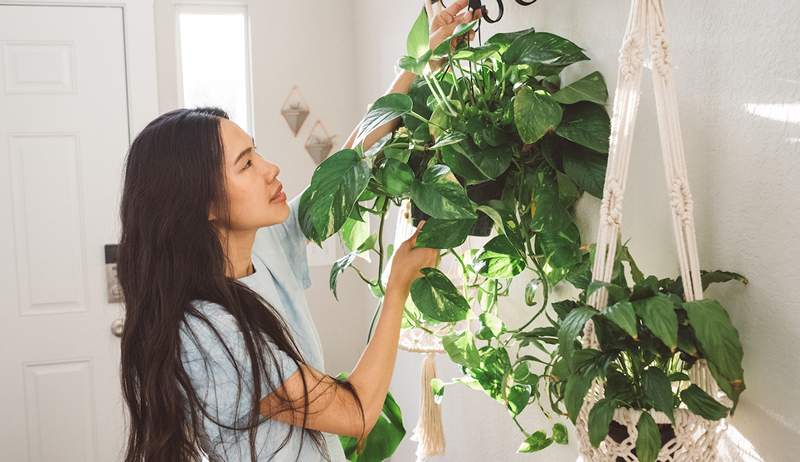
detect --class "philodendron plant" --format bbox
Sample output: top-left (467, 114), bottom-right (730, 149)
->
top-left (298, 7), bottom-right (616, 460)
top-left (515, 241), bottom-right (747, 461)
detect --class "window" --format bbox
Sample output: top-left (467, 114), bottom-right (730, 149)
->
top-left (176, 5), bottom-right (253, 133)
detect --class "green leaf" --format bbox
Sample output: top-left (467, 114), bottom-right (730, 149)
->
top-left (642, 367), bottom-right (675, 423)
top-left (503, 31), bottom-right (589, 70)
top-left (329, 252), bottom-right (357, 301)
top-left (431, 130), bottom-right (467, 149)
top-left (410, 164), bottom-right (476, 219)
top-left (431, 378), bottom-right (445, 404)
top-left (480, 311), bottom-right (504, 337)
top-left (531, 166), bottom-right (582, 269)
top-left (355, 94), bottom-right (413, 147)
top-left (338, 383), bottom-right (406, 461)
top-left (524, 278), bottom-right (540, 306)
top-left (558, 306), bottom-right (597, 359)
top-left (415, 217), bottom-right (475, 249)
top-left (451, 140), bottom-right (515, 180)
top-left (586, 280), bottom-right (629, 305)
top-left (517, 431), bottom-right (553, 453)
top-left (635, 412), bottom-right (661, 462)
top-left (379, 159), bottom-right (414, 196)
top-left (683, 299), bottom-right (745, 405)
top-left (565, 373), bottom-right (592, 423)
top-left (474, 235), bottom-right (526, 279)
top-left (340, 217), bottom-right (370, 253)
top-left (588, 398), bottom-right (617, 447)
top-left (552, 71), bottom-right (608, 105)
top-left (406, 7), bottom-right (429, 59)
top-left (561, 144), bottom-right (608, 199)
top-left (486, 26), bottom-right (536, 51)
top-left (452, 43), bottom-right (502, 61)
top-left (555, 102), bottom-right (611, 153)
top-left (604, 301), bottom-right (638, 339)
top-left (552, 422), bottom-right (568, 444)
top-left (410, 268), bottom-right (470, 322)
top-left (634, 294), bottom-right (679, 350)
top-left (680, 384), bottom-right (730, 420)
top-left (514, 87), bottom-right (563, 144)
top-left (507, 384), bottom-right (531, 415)
top-left (299, 149), bottom-right (371, 243)
top-left (442, 330), bottom-right (481, 369)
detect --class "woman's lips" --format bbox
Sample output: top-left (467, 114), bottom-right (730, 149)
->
top-left (270, 184), bottom-right (286, 203)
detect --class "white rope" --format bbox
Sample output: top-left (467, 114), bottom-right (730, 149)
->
top-left (576, 1), bottom-right (727, 460)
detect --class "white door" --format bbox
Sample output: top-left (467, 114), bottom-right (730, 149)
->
top-left (0, 4), bottom-right (130, 461)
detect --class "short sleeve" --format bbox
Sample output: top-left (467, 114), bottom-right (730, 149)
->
top-left (179, 302), bottom-right (301, 427)
top-left (253, 191), bottom-right (313, 289)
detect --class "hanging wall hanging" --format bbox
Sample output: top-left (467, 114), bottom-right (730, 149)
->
top-left (304, 120), bottom-right (335, 165)
top-left (280, 85), bottom-right (310, 136)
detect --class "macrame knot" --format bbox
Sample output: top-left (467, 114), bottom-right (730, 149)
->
top-left (600, 179), bottom-right (624, 226)
top-left (581, 319), bottom-right (600, 350)
top-left (618, 35), bottom-right (643, 81)
top-left (669, 178), bottom-right (694, 225)
top-left (652, 30), bottom-right (672, 77)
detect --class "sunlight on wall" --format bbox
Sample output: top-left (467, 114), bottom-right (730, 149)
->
top-left (743, 103), bottom-right (800, 124)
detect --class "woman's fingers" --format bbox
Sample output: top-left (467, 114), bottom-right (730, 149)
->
top-left (443, 0), bottom-right (470, 16)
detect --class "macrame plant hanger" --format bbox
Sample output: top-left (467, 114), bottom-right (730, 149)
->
top-left (576, 0), bottom-right (729, 460)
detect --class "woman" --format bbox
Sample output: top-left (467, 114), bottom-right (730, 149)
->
top-left (118, 2), bottom-right (480, 461)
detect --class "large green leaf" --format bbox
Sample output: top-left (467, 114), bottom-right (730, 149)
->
top-left (642, 367), bottom-right (675, 423)
top-left (558, 306), bottom-right (598, 360)
top-left (452, 43), bottom-right (502, 62)
top-left (503, 31), bottom-right (590, 69)
top-left (410, 164), bottom-right (476, 219)
top-left (410, 268), bottom-right (470, 322)
top-left (507, 384), bottom-right (532, 415)
top-left (442, 330), bottom-right (481, 369)
top-left (561, 143), bottom-right (608, 199)
top-left (355, 94), bottom-right (413, 147)
top-left (683, 299), bottom-right (745, 404)
top-left (430, 130), bottom-right (467, 149)
top-left (514, 87), bottom-right (563, 144)
top-left (406, 7), bottom-right (429, 59)
top-left (635, 412), bottom-right (661, 462)
top-left (552, 71), bottom-right (608, 105)
top-left (487, 26), bottom-right (536, 52)
top-left (555, 102), bottom-right (611, 153)
top-left (452, 140), bottom-right (515, 180)
top-left (634, 294), bottom-right (678, 350)
top-left (680, 384), bottom-right (730, 420)
top-left (588, 398), bottom-right (617, 447)
top-left (379, 159), bottom-right (414, 196)
top-left (416, 217), bottom-right (475, 248)
top-left (440, 144), bottom-right (491, 184)
top-left (603, 301), bottom-right (638, 339)
top-left (299, 149), bottom-right (371, 244)
top-left (552, 423), bottom-right (568, 444)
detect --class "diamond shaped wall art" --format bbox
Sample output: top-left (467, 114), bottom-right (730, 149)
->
top-left (280, 85), bottom-right (310, 136)
top-left (305, 120), bottom-right (335, 165)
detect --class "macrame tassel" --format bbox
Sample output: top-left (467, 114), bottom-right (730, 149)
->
top-left (410, 352), bottom-right (445, 462)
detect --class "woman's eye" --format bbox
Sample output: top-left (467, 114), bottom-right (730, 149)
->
top-left (244, 159), bottom-right (253, 169)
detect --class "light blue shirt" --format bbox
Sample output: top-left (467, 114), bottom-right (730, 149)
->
top-left (179, 194), bottom-right (347, 462)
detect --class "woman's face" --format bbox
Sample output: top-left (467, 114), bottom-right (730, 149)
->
top-left (210, 118), bottom-right (290, 231)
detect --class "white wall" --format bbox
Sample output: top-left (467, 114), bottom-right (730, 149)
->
top-left (353, 1), bottom-right (800, 461)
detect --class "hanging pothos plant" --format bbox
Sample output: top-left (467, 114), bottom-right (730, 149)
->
top-left (298, 7), bottom-right (621, 460)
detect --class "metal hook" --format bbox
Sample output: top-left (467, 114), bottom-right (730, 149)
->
top-left (466, 0), bottom-right (540, 24)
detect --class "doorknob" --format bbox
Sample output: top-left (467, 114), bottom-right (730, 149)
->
top-left (111, 318), bottom-right (124, 337)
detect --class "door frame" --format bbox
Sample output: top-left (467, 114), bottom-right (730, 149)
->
top-left (0, 0), bottom-right (159, 142)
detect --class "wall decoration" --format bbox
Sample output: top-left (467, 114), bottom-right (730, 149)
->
top-left (304, 120), bottom-right (335, 165)
top-left (280, 85), bottom-right (310, 136)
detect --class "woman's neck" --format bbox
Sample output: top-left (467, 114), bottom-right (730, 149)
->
top-left (218, 229), bottom-right (257, 279)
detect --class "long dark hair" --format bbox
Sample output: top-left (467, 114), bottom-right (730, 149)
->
top-left (118, 107), bottom-right (365, 461)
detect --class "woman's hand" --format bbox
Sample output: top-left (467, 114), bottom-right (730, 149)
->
top-left (387, 221), bottom-right (440, 292)
top-left (429, 0), bottom-right (482, 55)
